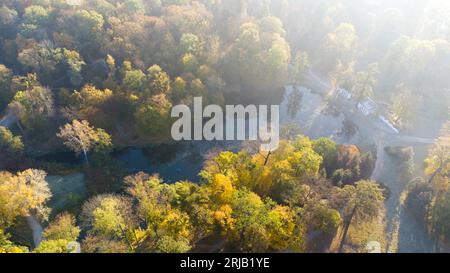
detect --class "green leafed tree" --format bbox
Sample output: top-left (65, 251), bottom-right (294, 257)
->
top-left (134, 94), bottom-right (172, 138)
top-left (318, 23), bottom-right (357, 74)
top-left (0, 229), bottom-right (28, 253)
top-left (9, 85), bottom-right (54, 133)
top-left (0, 64), bottom-right (13, 109)
top-left (43, 213), bottom-right (80, 242)
top-left (351, 63), bottom-right (379, 102)
top-left (291, 51), bottom-right (310, 86)
top-left (146, 65), bottom-right (171, 95)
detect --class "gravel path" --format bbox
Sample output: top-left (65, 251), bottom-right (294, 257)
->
top-left (26, 216), bottom-right (43, 248)
top-left (373, 135), bottom-right (434, 253)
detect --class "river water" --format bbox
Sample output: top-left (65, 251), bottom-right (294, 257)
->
top-left (114, 141), bottom-right (242, 183)
top-left (106, 87), bottom-right (336, 182)
top-left (38, 86), bottom-right (340, 183)
top-left (29, 84), bottom-right (436, 252)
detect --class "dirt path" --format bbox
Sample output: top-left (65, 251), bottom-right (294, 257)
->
top-left (371, 133), bottom-right (385, 181)
top-left (0, 111), bottom-right (17, 128)
top-left (373, 137), bottom-right (434, 253)
top-left (26, 216), bottom-right (43, 248)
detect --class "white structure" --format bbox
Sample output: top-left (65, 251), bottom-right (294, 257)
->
top-left (337, 87), bottom-right (352, 100)
top-left (365, 241), bottom-right (382, 253)
top-left (357, 98), bottom-right (377, 116)
top-left (67, 241), bottom-right (81, 253)
top-left (379, 115), bottom-right (399, 134)
top-left (66, 0), bottom-right (82, 6)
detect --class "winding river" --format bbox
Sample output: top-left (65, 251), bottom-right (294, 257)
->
top-left (29, 83), bottom-right (434, 251)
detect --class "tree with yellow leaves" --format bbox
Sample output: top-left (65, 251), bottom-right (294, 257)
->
top-left (0, 229), bottom-right (28, 253)
top-left (229, 189), bottom-right (305, 253)
top-left (425, 121), bottom-right (450, 189)
top-left (43, 213), bottom-right (80, 242)
top-left (0, 126), bottom-right (24, 154)
top-left (71, 85), bottom-right (113, 108)
top-left (0, 169), bottom-right (51, 229)
top-left (123, 173), bottom-right (193, 253)
top-left (425, 121), bottom-right (450, 251)
top-left (336, 180), bottom-right (384, 253)
top-left (80, 194), bottom-right (136, 251)
top-left (209, 174), bottom-right (235, 204)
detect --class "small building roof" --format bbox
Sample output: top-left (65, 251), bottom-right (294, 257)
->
top-left (366, 241), bottom-right (382, 253)
top-left (379, 115), bottom-right (399, 134)
top-left (337, 87), bottom-right (352, 99)
top-left (360, 98), bottom-right (377, 111)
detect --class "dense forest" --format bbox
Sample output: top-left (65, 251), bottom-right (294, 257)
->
top-left (0, 0), bottom-right (449, 253)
